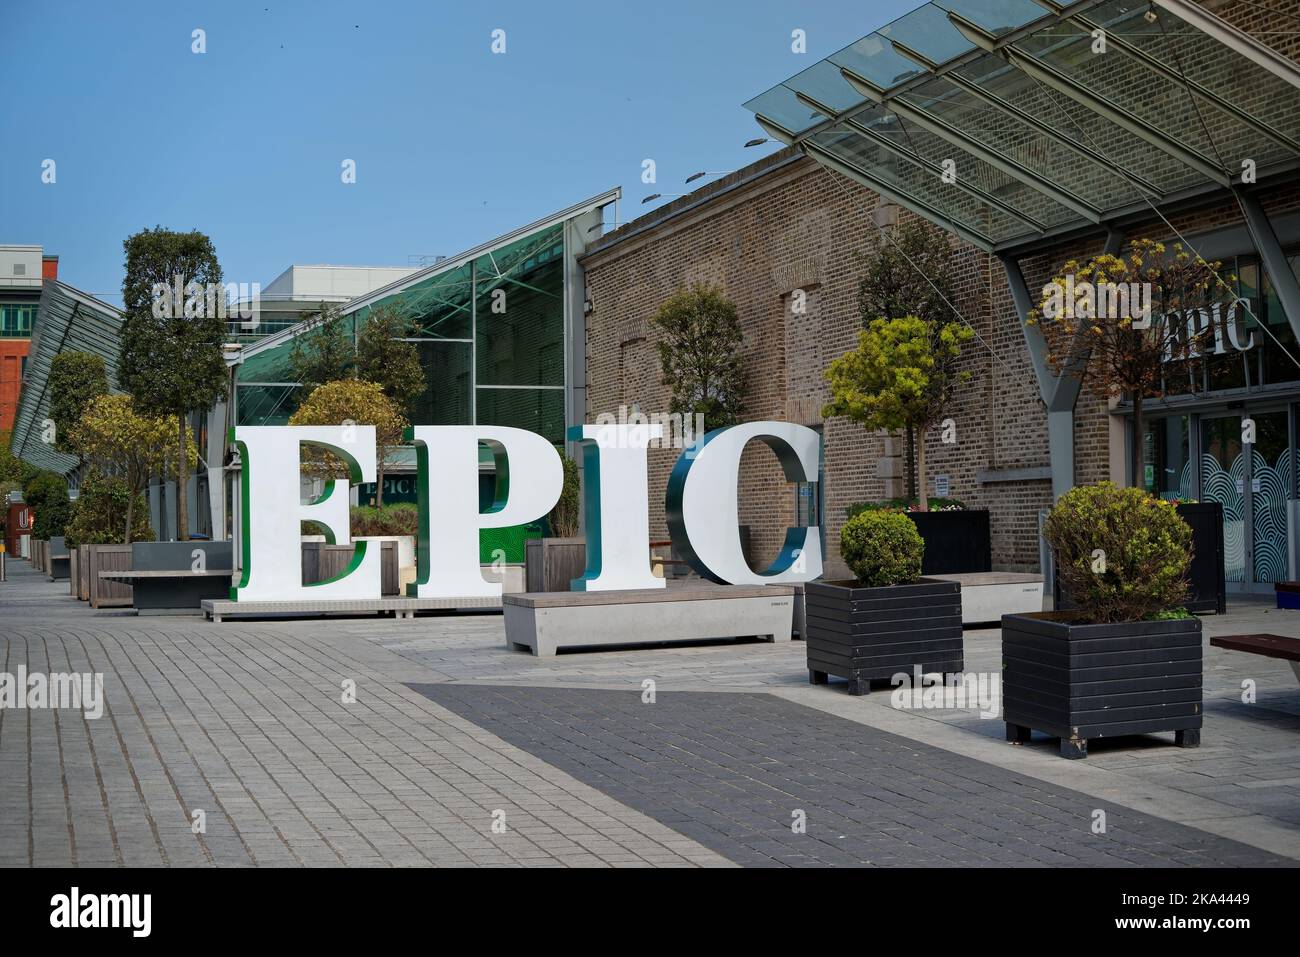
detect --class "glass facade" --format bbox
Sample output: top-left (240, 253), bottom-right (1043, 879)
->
top-left (231, 220), bottom-right (571, 561)
top-left (235, 222), bottom-right (566, 443)
top-left (0, 303), bottom-right (36, 337)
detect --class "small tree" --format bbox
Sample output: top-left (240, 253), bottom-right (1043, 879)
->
top-left (71, 393), bottom-right (195, 543)
top-left (288, 380), bottom-right (407, 508)
top-left (651, 284), bottom-right (746, 429)
top-left (23, 471), bottom-right (70, 539)
top-left (356, 304), bottom-right (424, 415)
top-left (547, 454), bottom-right (581, 538)
top-left (1029, 239), bottom-right (1232, 486)
top-left (64, 475), bottom-right (154, 547)
top-left (118, 227), bottom-right (228, 541)
top-left (1032, 239), bottom-right (1231, 488)
top-left (857, 218), bottom-right (958, 501)
top-left (823, 315), bottom-right (972, 512)
top-left (48, 352), bottom-right (110, 455)
top-left (289, 302), bottom-right (356, 396)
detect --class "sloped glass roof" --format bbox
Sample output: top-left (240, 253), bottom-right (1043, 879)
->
top-left (744, 0), bottom-right (1300, 251)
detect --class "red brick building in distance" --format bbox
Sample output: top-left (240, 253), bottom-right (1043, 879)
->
top-left (0, 245), bottom-right (58, 432)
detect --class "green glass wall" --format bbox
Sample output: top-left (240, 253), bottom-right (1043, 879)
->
top-left (232, 221), bottom-right (568, 560)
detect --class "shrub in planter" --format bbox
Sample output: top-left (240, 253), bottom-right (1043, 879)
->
top-left (1004, 482), bottom-right (1201, 759)
top-left (806, 510), bottom-right (962, 695)
top-left (64, 476), bottom-right (154, 547)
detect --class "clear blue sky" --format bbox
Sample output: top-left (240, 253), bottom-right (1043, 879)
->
top-left (0, 0), bottom-right (917, 306)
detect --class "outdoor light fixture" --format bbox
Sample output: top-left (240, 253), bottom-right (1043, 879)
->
top-left (744, 138), bottom-right (768, 147)
top-left (642, 193), bottom-right (662, 204)
top-left (685, 171), bottom-right (734, 184)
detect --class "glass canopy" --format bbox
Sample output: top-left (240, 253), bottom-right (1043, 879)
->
top-left (744, 0), bottom-right (1300, 251)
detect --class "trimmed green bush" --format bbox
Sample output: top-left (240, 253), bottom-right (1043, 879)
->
top-left (64, 475), bottom-right (154, 547)
top-left (840, 509), bottom-right (924, 588)
top-left (350, 503), bottom-right (419, 538)
top-left (1044, 481), bottom-right (1191, 624)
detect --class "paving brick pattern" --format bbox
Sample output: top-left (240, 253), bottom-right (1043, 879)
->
top-left (0, 562), bottom-right (727, 867)
top-left (415, 683), bottom-right (1294, 868)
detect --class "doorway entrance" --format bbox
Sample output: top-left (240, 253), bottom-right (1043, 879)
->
top-left (1199, 409), bottom-right (1293, 591)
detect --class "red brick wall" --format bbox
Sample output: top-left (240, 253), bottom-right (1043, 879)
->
top-left (0, 340), bottom-right (29, 432)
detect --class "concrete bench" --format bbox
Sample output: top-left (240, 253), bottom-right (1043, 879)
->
top-left (100, 570), bottom-right (232, 615)
top-left (503, 584), bottom-right (795, 657)
top-left (1211, 633), bottom-right (1300, 683)
top-left (201, 595), bottom-right (502, 622)
top-left (929, 571), bottom-right (1044, 625)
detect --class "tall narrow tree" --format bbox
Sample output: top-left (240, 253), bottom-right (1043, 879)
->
top-left (118, 227), bottom-right (228, 540)
top-left (48, 351), bottom-right (109, 456)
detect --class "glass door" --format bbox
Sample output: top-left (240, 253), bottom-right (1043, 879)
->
top-left (1199, 409), bottom-right (1293, 591)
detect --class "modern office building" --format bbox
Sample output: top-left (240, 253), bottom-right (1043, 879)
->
top-left (230, 263), bottom-right (420, 340)
top-left (584, 0), bottom-right (1300, 592)
top-left (0, 245), bottom-right (60, 432)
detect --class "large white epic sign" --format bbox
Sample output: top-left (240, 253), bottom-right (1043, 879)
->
top-left (228, 421), bottom-right (823, 601)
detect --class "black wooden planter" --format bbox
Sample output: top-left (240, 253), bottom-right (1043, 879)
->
top-left (805, 579), bottom-right (963, 695)
top-left (907, 510), bottom-right (991, 575)
top-left (1002, 612), bottom-right (1203, 759)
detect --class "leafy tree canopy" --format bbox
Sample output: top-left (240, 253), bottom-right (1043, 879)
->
top-left (48, 351), bottom-right (109, 455)
top-left (650, 284), bottom-right (746, 430)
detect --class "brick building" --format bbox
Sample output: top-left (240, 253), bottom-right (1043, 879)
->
top-left (0, 246), bottom-right (58, 432)
top-left (580, 0), bottom-right (1300, 592)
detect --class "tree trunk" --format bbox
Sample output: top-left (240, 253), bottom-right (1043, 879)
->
top-left (915, 427), bottom-right (929, 512)
top-left (124, 488), bottom-right (135, 545)
top-left (1131, 394), bottom-right (1144, 489)
top-left (177, 414), bottom-right (190, 541)
top-left (905, 425), bottom-right (917, 505)
top-left (376, 452), bottom-right (385, 509)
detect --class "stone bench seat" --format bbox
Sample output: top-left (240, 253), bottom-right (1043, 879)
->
top-left (503, 584), bottom-right (795, 657)
top-left (928, 571), bottom-right (1044, 625)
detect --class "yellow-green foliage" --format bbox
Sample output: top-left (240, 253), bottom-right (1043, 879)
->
top-left (1045, 482), bottom-right (1192, 624)
top-left (840, 509), bottom-right (924, 588)
top-left (289, 380), bottom-right (408, 501)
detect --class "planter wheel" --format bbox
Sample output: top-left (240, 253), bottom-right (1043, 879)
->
top-left (1175, 728), bottom-right (1201, 748)
top-left (1006, 723), bottom-right (1031, 744)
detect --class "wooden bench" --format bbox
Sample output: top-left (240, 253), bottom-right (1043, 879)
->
top-left (1210, 633), bottom-right (1300, 682)
top-left (503, 584), bottom-right (794, 657)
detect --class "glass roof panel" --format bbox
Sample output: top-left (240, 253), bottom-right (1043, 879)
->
top-left (852, 105), bottom-right (1079, 229)
top-left (1086, 0), bottom-right (1300, 148)
top-left (878, 2), bottom-right (977, 67)
top-left (1015, 16), bottom-right (1286, 180)
top-left (807, 126), bottom-right (1027, 243)
top-left (783, 58), bottom-right (866, 115)
top-left (742, 84), bottom-right (826, 136)
top-left (931, 0), bottom-right (1049, 37)
top-left (827, 33), bottom-right (924, 91)
top-left (945, 54), bottom-right (1202, 204)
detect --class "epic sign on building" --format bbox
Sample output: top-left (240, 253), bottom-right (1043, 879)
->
top-left (228, 421), bottom-right (823, 601)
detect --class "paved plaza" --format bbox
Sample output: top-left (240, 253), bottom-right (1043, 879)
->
top-left (2, 558), bottom-right (1298, 867)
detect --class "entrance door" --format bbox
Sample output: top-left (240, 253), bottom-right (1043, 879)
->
top-left (1199, 410), bottom-right (1292, 591)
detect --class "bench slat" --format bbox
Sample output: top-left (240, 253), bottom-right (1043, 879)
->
top-left (1210, 633), bottom-right (1300, 662)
